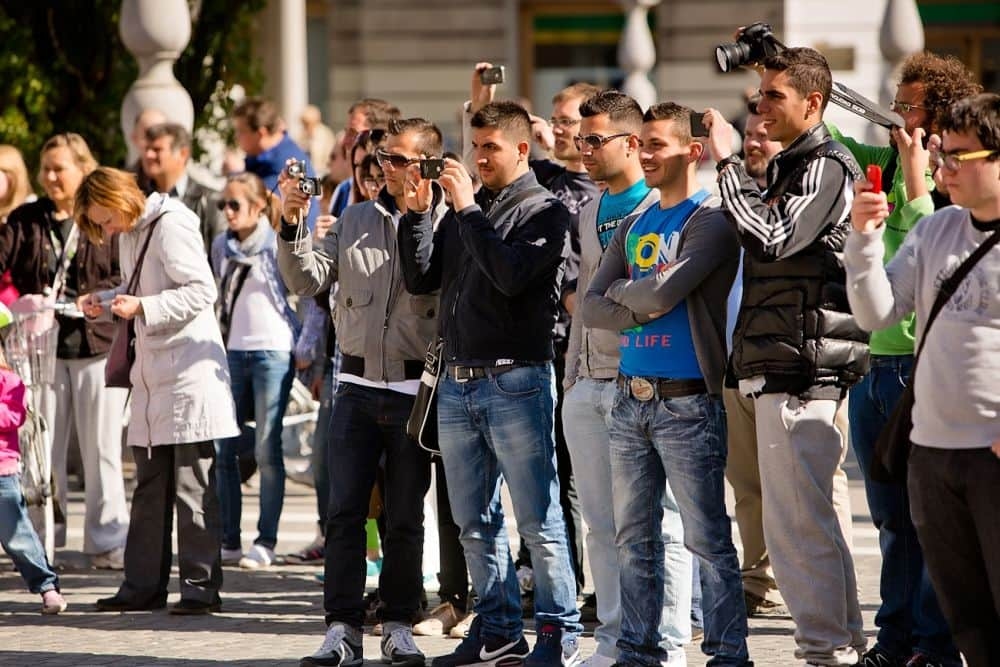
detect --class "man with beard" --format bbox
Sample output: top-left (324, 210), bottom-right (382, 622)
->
top-left (827, 52), bottom-right (980, 667)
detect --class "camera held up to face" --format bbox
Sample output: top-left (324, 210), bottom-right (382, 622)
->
top-left (286, 159), bottom-right (322, 197)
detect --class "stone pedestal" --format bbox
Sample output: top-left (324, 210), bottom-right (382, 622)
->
top-left (618, 0), bottom-right (662, 111)
top-left (873, 0), bottom-right (924, 143)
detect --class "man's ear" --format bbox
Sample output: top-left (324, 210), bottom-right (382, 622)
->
top-left (688, 139), bottom-right (704, 163)
top-left (517, 140), bottom-right (530, 161)
top-left (179, 146), bottom-right (192, 163)
top-left (806, 91), bottom-right (824, 119)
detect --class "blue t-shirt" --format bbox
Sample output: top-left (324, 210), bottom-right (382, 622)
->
top-left (596, 179), bottom-right (652, 251)
top-left (619, 189), bottom-right (709, 379)
top-left (245, 133), bottom-right (319, 230)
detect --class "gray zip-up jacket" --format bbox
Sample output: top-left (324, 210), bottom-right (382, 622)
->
top-left (277, 189), bottom-right (444, 383)
top-left (580, 194), bottom-right (740, 396)
top-left (564, 187), bottom-right (659, 389)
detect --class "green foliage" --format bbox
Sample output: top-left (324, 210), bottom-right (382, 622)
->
top-left (0, 0), bottom-right (266, 184)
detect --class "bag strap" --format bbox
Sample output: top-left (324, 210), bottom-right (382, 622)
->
top-left (913, 223), bottom-right (1000, 363)
top-left (125, 213), bottom-right (165, 296)
top-left (50, 223), bottom-right (80, 300)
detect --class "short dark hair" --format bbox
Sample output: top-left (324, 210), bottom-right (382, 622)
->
top-left (470, 101), bottom-right (532, 144)
top-left (900, 52), bottom-right (983, 129)
top-left (643, 102), bottom-right (694, 144)
top-left (388, 118), bottom-right (443, 157)
top-left (580, 90), bottom-right (643, 134)
top-left (349, 98), bottom-right (401, 129)
top-left (145, 123), bottom-right (191, 153)
top-left (938, 93), bottom-right (1000, 156)
top-left (232, 97), bottom-right (282, 133)
top-left (763, 47), bottom-right (832, 112)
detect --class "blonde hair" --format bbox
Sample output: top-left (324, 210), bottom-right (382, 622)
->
top-left (224, 172), bottom-right (280, 230)
top-left (0, 145), bottom-right (32, 221)
top-left (37, 133), bottom-right (99, 187)
top-left (74, 167), bottom-right (146, 243)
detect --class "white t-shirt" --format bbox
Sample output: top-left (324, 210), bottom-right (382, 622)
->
top-left (227, 263), bottom-right (295, 352)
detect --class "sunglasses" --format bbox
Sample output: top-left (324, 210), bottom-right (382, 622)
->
top-left (354, 128), bottom-right (387, 149)
top-left (375, 148), bottom-right (420, 170)
top-left (573, 132), bottom-right (631, 151)
top-left (890, 101), bottom-right (927, 114)
top-left (216, 199), bottom-right (242, 212)
top-left (932, 149), bottom-right (999, 172)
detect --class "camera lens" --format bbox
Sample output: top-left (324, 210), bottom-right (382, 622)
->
top-left (715, 42), bottom-right (750, 72)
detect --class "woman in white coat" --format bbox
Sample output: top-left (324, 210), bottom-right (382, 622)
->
top-left (76, 167), bottom-right (239, 615)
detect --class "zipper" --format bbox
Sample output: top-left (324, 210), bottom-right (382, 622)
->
top-left (133, 231), bottom-right (153, 457)
top-left (379, 210), bottom-right (402, 381)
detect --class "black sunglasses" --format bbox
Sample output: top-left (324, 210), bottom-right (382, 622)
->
top-left (375, 148), bottom-right (420, 170)
top-left (354, 128), bottom-right (387, 149)
top-left (573, 133), bottom-right (631, 151)
top-left (216, 199), bottom-right (241, 212)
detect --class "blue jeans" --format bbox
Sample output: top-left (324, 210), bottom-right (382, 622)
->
top-left (215, 350), bottom-right (294, 550)
top-left (438, 364), bottom-right (582, 641)
top-left (0, 474), bottom-right (60, 594)
top-left (608, 389), bottom-right (750, 667)
top-left (849, 355), bottom-right (959, 664)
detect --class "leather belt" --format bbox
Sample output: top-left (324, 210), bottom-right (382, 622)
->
top-left (341, 354), bottom-right (423, 380)
top-left (449, 363), bottom-right (522, 382)
top-left (616, 372), bottom-right (707, 401)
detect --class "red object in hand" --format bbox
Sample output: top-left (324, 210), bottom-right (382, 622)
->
top-left (865, 164), bottom-right (882, 194)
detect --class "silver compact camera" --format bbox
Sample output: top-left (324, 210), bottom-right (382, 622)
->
top-left (286, 159), bottom-right (322, 197)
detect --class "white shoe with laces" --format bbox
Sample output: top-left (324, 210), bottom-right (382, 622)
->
top-left (239, 544), bottom-right (275, 569)
top-left (380, 623), bottom-right (425, 667)
top-left (301, 622), bottom-right (363, 667)
top-left (577, 654), bottom-right (616, 667)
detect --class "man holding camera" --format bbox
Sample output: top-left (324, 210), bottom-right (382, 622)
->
top-left (397, 101), bottom-right (582, 667)
top-left (705, 46), bottom-right (870, 666)
top-left (277, 118), bottom-right (446, 667)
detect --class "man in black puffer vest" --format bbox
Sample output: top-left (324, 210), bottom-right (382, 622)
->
top-left (704, 46), bottom-right (871, 666)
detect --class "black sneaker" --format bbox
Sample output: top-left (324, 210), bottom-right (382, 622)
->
top-left (94, 593), bottom-right (167, 612)
top-left (301, 623), bottom-right (364, 667)
top-left (169, 598), bottom-right (221, 615)
top-left (525, 623), bottom-right (578, 667)
top-left (858, 646), bottom-right (905, 667)
top-left (380, 624), bottom-right (426, 667)
top-left (432, 615), bottom-right (529, 667)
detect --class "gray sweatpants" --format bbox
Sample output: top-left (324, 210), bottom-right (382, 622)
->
top-left (117, 441), bottom-right (223, 605)
top-left (754, 393), bottom-right (864, 665)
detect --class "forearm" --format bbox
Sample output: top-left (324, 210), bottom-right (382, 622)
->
top-left (276, 219), bottom-right (337, 297)
top-left (844, 227), bottom-right (913, 331)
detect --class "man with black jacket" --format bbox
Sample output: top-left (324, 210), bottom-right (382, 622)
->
top-left (704, 46), bottom-right (871, 666)
top-left (398, 101), bottom-right (582, 667)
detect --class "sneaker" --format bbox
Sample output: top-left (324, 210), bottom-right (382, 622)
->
top-left (743, 590), bottom-right (788, 618)
top-left (578, 593), bottom-right (597, 623)
top-left (448, 611), bottom-right (476, 639)
top-left (381, 623), bottom-right (426, 667)
top-left (858, 646), bottom-right (904, 667)
top-left (516, 565), bottom-right (534, 593)
top-left (41, 590), bottom-right (67, 615)
top-left (301, 623), bottom-right (364, 667)
top-left (94, 593), bottom-right (167, 612)
top-left (577, 655), bottom-right (616, 667)
top-left (170, 598), bottom-right (221, 615)
top-left (287, 535), bottom-right (326, 564)
top-left (239, 544), bottom-right (275, 569)
top-left (665, 649), bottom-right (688, 666)
top-left (905, 654), bottom-right (955, 667)
top-left (221, 547), bottom-right (243, 566)
top-left (432, 615), bottom-right (529, 667)
top-left (526, 623), bottom-right (579, 667)
top-left (414, 602), bottom-right (464, 636)
top-left (91, 546), bottom-right (125, 570)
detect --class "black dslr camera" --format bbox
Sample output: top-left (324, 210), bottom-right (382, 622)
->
top-left (714, 22), bottom-right (785, 73)
top-left (286, 159), bottom-right (322, 197)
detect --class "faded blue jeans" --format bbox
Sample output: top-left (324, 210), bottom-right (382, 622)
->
top-left (608, 389), bottom-right (750, 667)
top-left (215, 349), bottom-right (295, 551)
top-left (437, 363), bottom-right (582, 641)
top-left (0, 473), bottom-right (60, 594)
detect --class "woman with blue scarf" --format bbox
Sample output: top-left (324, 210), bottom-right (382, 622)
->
top-left (210, 173), bottom-right (300, 570)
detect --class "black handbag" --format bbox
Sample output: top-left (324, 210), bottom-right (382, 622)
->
top-left (406, 338), bottom-right (443, 455)
top-left (870, 225), bottom-right (1000, 483)
top-left (105, 214), bottom-right (163, 389)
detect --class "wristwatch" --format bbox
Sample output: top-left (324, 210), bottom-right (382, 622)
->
top-left (715, 155), bottom-right (743, 173)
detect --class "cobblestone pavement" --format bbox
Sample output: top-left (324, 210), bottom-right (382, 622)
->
top-left (1, 455), bottom-right (883, 666)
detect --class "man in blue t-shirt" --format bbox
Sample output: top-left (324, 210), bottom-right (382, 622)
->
top-left (581, 102), bottom-right (749, 667)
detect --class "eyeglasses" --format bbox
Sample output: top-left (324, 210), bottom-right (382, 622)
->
top-left (354, 128), bottom-right (387, 149)
top-left (549, 117), bottom-right (581, 129)
top-left (932, 149), bottom-right (999, 172)
top-left (363, 176), bottom-right (385, 190)
top-left (216, 199), bottom-right (241, 212)
top-left (890, 101), bottom-right (927, 114)
top-left (375, 148), bottom-right (420, 170)
top-left (573, 133), bottom-right (631, 151)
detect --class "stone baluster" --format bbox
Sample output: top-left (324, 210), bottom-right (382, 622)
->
top-left (873, 0), bottom-right (925, 143)
top-left (618, 0), bottom-right (663, 111)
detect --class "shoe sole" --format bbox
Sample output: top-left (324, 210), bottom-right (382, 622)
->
top-left (169, 603), bottom-right (222, 615)
top-left (432, 654), bottom-right (529, 667)
top-left (301, 652), bottom-right (363, 667)
top-left (382, 655), bottom-right (427, 667)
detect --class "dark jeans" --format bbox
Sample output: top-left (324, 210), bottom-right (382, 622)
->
top-left (323, 383), bottom-right (431, 628)
top-left (434, 456), bottom-right (470, 611)
top-left (312, 360), bottom-right (336, 534)
top-left (848, 355), bottom-right (958, 664)
top-left (909, 445), bottom-right (1000, 667)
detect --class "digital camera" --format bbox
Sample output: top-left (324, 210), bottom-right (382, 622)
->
top-left (715, 22), bottom-right (785, 73)
top-left (286, 159), bottom-right (322, 197)
top-left (479, 65), bottom-right (505, 85)
top-left (420, 158), bottom-right (445, 180)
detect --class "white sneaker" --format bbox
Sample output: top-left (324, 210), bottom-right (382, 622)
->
top-left (238, 544), bottom-right (275, 569)
top-left (561, 631), bottom-right (582, 667)
top-left (91, 546), bottom-right (125, 570)
top-left (516, 565), bottom-right (534, 593)
top-left (578, 654), bottom-right (616, 667)
top-left (221, 547), bottom-right (243, 565)
top-left (302, 622), bottom-right (363, 667)
top-left (665, 648), bottom-right (688, 666)
top-left (380, 623), bottom-right (425, 667)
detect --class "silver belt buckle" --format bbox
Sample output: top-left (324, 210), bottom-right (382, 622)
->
top-left (629, 377), bottom-right (655, 402)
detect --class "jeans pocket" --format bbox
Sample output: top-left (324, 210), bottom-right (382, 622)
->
top-left (659, 393), bottom-right (709, 421)
top-left (492, 366), bottom-right (542, 398)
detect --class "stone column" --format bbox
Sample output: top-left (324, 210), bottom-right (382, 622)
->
top-left (873, 0), bottom-right (924, 142)
top-left (119, 0), bottom-right (195, 164)
top-left (258, 0), bottom-right (309, 134)
top-left (617, 0), bottom-right (662, 111)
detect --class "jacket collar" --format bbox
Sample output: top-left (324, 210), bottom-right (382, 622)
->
top-left (477, 170), bottom-right (539, 212)
top-left (767, 122), bottom-right (833, 185)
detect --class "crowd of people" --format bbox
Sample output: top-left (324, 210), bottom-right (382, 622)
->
top-left (1, 35), bottom-right (999, 667)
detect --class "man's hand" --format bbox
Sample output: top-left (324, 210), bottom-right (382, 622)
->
top-left (851, 182), bottom-right (890, 233)
top-left (991, 439), bottom-right (1000, 459)
top-left (279, 159), bottom-right (311, 225)
top-left (529, 114), bottom-right (555, 153)
top-left (703, 108), bottom-right (735, 163)
top-left (77, 293), bottom-right (104, 319)
top-left (892, 126), bottom-right (930, 201)
top-left (403, 164), bottom-right (435, 213)
top-left (110, 294), bottom-right (143, 321)
top-left (438, 158), bottom-right (476, 211)
top-left (470, 62), bottom-right (497, 115)
top-left (314, 214), bottom-right (336, 241)
top-left (926, 132), bottom-right (950, 197)
top-left (562, 290), bottom-right (576, 316)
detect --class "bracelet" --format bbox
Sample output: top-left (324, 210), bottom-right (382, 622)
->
top-left (715, 155), bottom-right (742, 173)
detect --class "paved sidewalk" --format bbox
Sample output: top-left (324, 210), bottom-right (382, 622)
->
top-left (1, 458), bottom-right (883, 666)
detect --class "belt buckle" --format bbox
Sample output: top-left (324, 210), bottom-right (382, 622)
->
top-left (629, 377), bottom-right (655, 402)
top-left (452, 366), bottom-right (470, 383)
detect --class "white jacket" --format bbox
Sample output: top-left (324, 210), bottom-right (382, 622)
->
top-left (99, 194), bottom-right (239, 449)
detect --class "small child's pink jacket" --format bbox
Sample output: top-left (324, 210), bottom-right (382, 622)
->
top-left (0, 368), bottom-right (27, 476)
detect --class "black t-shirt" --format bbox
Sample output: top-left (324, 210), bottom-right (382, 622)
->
top-left (48, 216), bottom-right (90, 358)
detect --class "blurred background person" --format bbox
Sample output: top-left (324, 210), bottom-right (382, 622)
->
top-left (0, 133), bottom-right (130, 569)
top-left (297, 104), bottom-right (337, 178)
top-left (0, 145), bottom-right (35, 306)
top-left (127, 108), bottom-right (168, 192)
